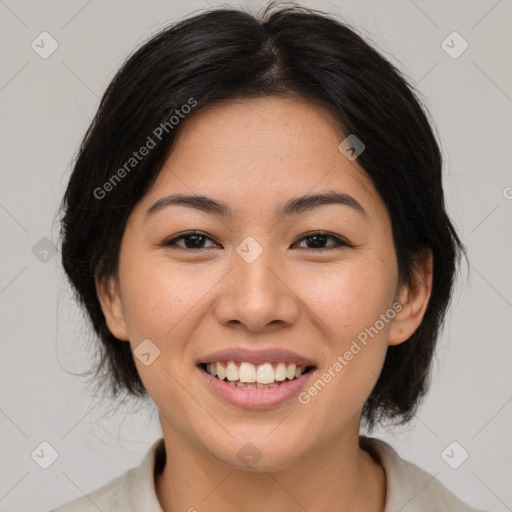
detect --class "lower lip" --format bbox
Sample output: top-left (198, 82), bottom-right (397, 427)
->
top-left (198, 365), bottom-right (316, 409)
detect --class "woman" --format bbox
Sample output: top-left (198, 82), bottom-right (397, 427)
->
top-left (52, 3), bottom-right (486, 511)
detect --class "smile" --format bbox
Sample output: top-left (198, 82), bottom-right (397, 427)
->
top-left (202, 361), bottom-right (314, 388)
top-left (198, 360), bottom-right (317, 409)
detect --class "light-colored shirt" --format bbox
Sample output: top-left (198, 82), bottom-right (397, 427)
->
top-left (49, 436), bottom-right (487, 511)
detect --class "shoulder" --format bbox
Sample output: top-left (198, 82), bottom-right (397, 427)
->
top-left (47, 438), bottom-right (165, 512)
top-left (360, 436), bottom-right (490, 512)
top-left (48, 471), bottom-right (129, 512)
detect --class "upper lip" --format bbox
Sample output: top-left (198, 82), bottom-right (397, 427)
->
top-left (198, 348), bottom-right (317, 367)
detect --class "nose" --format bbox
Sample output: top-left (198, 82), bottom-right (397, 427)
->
top-left (213, 246), bottom-right (301, 332)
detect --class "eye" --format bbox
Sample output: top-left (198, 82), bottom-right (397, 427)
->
top-left (162, 231), bottom-right (219, 250)
top-left (292, 231), bottom-right (352, 251)
top-left (162, 230), bottom-right (352, 251)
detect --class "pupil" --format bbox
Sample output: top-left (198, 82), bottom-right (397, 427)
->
top-left (308, 234), bottom-right (326, 248)
top-left (186, 234), bottom-right (204, 248)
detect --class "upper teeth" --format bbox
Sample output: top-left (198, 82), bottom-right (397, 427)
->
top-left (206, 361), bottom-right (306, 383)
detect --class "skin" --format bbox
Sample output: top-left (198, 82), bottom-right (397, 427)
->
top-left (96, 96), bottom-right (432, 512)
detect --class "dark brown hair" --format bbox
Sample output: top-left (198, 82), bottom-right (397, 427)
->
top-left (58, 2), bottom-right (465, 428)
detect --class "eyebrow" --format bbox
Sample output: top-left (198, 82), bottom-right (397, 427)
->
top-left (145, 190), bottom-right (367, 221)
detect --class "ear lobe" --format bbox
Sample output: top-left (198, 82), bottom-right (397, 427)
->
top-left (95, 273), bottom-right (130, 341)
top-left (388, 249), bottom-right (433, 346)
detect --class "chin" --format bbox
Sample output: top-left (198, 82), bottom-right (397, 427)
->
top-left (204, 430), bottom-right (312, 473)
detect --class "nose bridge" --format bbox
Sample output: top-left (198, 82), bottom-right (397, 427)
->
top-left (214, 237), bottom-right (300, 331)
top-left (236, 241), bottom-right (279, 295)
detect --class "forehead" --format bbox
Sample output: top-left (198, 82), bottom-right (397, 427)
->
top-left (138, 96), bottom-right (383, 221)
top-left (169, 95), bottom-right (347, 168)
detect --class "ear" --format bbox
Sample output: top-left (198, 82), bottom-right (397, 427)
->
top-left (95, 272), bottom-right (130, 341)
top-left (388, 249), bottom-right (433, 346)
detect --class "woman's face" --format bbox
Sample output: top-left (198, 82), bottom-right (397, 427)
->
top-left (98, 96), bottom-right (426, 470)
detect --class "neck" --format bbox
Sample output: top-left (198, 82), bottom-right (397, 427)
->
top-left (154, 418), bottom-right (386, 512)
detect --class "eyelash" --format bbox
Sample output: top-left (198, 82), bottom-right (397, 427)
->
top-left (162, 230), bottom-right (353, 252)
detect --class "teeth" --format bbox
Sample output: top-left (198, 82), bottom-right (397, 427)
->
top-left (236, 381), bottom-right (256, 388)
top-left (256, 363), bottom-right (275, 384)
top-left (286, 363), bottom-right (296, 380)
top-left (207, 363), bottom-right (217, 377)
top-left (275, 362), bottom-right (287, 381)
top-left (239, 362), bottom-right (257, 383)
top-left (226, 361), bottom-right (238, 382)
top-left (238, 381), bottom-right (278, 389)
top-left (216, 362), bottom-right (225, 380)
top-left (205, 361), bottom-right (308, 384)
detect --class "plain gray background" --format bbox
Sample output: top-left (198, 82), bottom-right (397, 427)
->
top-left (0, 1), bottom-right (511, 511)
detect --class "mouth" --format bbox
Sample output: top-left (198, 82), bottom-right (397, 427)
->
top-left (198, 361), bottom-right (316, 389)
top-left (196, 348), bottom-right (318, 408)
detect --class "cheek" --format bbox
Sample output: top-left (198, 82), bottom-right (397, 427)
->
top-left (298, 259), bottom-right (395, 344)
top-left (119, 255), bottom-right (219, 341)
top-left (301, 256), bottom-right (397, 410)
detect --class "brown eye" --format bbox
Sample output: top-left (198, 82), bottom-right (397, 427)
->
top-left (162, 230), bottom-right (351, 252)
top-left (293, 231), bottom-right (351, 251)
top-left (163, 231), bottom-right (219, 250)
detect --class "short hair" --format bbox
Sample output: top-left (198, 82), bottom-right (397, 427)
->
top-left (58, 2), bottom-right (465, 428)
